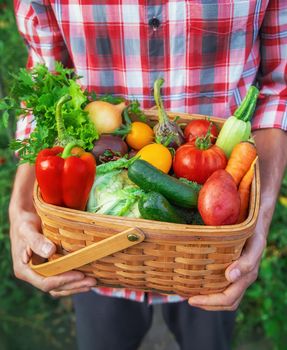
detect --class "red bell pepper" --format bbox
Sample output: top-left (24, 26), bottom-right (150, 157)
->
top-left (35, 94), bottom-right (96, 210)
top-left (35, 91), bottom-right (96, 210)
top-left (36, 143), bottom-right (96, 211)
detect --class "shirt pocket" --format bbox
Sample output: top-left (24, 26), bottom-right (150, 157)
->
top-left (187, 0), bottom-right (253, 34)
top-left (186, 0), bottom-right (266, 68)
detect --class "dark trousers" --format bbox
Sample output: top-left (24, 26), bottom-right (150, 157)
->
top-left (72, 291), bottom-right (236, 350)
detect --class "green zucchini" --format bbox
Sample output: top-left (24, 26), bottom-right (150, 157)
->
top-left (138, 192), bottom-right (185, 224)
top-left (128, 159), bottom-right (198, 208)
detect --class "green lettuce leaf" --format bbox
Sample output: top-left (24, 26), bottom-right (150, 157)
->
top-left (1, 62), bottom-right (98, 163)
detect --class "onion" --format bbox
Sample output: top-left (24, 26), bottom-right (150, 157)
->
top-left (84, 101), bottom-right (126, 134)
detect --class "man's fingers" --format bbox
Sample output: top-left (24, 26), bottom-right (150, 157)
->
top-left (189, 301), bottom-right (241, 312)
top-left (188, 271), bottom-right (255, 307)
top-left (49, 277), bottom-right (97, 297)
top-left (16, 262), bottom-right (86, 292)
top-left (189, 290), bottom-right (245, 311)
top-left (50, 287), bottom-right (92, 298)
top-left (39, 271), bottom-right (88, 292)
top-left (20, 222), bottom-right (56, 258)
top-left (51, 277), bottom-right (97, 292)
top-left (225, 233), bottom-right (266, 283)
top-left (15, 253), bottom-right (97, 295)
top-left (22, 247), bottom-right (36, 264)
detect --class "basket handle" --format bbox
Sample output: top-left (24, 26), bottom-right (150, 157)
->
top-left (29, 228), bottom-right (145, 277)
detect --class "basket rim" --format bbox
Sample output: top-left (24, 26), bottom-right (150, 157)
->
top-left (144, 111), bottom-right (225, 125)
top-left (33, 160), bottom-right (260, 236)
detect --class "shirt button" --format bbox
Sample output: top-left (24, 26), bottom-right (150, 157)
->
top-left (149, 17), bottom-right (161, 31)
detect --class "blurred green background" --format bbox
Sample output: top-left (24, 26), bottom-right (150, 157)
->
top-left (1, 2), bottom-right (287, 349)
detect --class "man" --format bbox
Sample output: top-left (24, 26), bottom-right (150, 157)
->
top-left (9, 1), bottom-right (287, 349)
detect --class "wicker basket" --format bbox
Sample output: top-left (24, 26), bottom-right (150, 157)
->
top-left (31, 112), bottom-right (260, 298)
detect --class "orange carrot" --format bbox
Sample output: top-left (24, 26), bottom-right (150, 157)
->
top-left (225, 141), bottom-right (257, 186)
top-left (237, 157), bottom-right (257, 223)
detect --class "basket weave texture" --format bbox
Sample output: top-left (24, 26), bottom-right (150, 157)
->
top-left (32, 113), bottom-right (260, 297)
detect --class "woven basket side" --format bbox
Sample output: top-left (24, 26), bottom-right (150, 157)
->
top-left (67, 239), bottom-right (245, 296)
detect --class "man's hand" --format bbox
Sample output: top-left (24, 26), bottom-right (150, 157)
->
top-left (9, 164), bottom-right (97, 297)
top-left (189, 128), bottom-right (287, 311)
top-left (188, 215), bottom-right (266, 311)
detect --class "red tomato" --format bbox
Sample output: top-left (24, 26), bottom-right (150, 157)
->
top-left (173, 142), bottom-right (227, 184)
top-left (184, 119), bottom-right (218, 143)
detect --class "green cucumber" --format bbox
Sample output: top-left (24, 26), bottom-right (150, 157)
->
top-left (138, 192), bottom-right (185, 224)
top-left (128, 159), bottom-right (198, 208)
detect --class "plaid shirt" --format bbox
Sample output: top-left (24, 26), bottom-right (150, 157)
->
top-left (14, 0), bottom-right (287, 303)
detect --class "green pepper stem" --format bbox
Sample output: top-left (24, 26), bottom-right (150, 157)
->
top-left (56, 94), bottom-right (72, 142)
top-left (61, 142), bottom-right (81, 159)
top-left (154, 78), bottom-right (169, 124)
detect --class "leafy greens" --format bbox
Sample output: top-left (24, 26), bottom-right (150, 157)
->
top-left (0, 62), bottom-right (98, 163)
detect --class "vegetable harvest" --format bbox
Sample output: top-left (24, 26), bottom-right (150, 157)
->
top-left (1, 62), bottom-right (260, 229)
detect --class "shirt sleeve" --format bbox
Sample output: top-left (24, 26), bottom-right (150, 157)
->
top-left (252, 0), bottom-right (287, 131)
top-left (13, 0), bottom-right (72, 139)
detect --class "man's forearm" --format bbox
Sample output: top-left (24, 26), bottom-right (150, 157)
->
top-left (253, 128), bottom-right (287, 236)
top-left (9, 164), bottom-right (36, 220)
